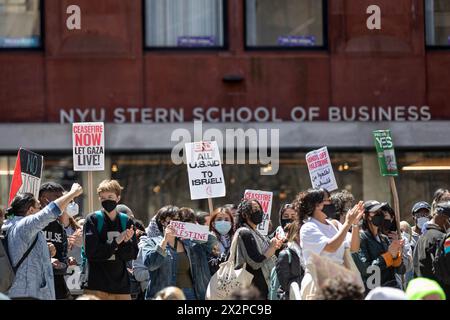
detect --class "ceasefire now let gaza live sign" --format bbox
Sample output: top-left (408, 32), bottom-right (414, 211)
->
top-left (72, 122), bottom-right (105, 171)
top-left (373, 130), bottom-right (399, 177)
top-left (243, 190), bottom-right (273, 236)
top-left (185, 141), bottom-right (226, 200)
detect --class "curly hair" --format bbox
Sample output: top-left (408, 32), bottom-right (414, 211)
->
top-left (292, 188), bottom-right (330, 223)
top-left (236, 198), bottom-right (263, 228)
top-left (321, 277), bottom-right (364, 300)
top-left (330, 190), bottom-right (355, 218)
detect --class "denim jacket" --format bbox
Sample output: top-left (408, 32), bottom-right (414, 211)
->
top-left (1, 202), bottom-right (62, 300)
top-left (141, 233), bottom-right (217, 299)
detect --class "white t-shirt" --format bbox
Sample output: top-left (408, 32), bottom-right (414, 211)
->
top-left (300, 218), bottom-right (351, 266)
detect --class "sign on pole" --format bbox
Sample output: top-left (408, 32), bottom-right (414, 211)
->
top-left (243, 189), bottom-right (273, 236)
top-left (373, 130), bottom-right (399, 177)
top-left (169, 221), bottom-right (210, 242)
top-left (72, 122), bottom-right (105, 171)
top-left (185, 141), bottom-right (226, 200)
top-left (306, 147), bottom-right (338, 192)
top-left (8, 148), bottom-right (44, 205)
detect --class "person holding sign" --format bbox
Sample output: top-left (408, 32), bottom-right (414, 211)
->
top-left (82, 180), bottom-right (138, 300)
top-left (294, 188), bottom-right (364, 300)
top-left (352, 201), bottom-right (406, 294)
top-left (208, 207), bottom-right (235, 275)
top-left (140, 205), bottom-right (217, 300)
top-left (235, 199), bottom-right (284, 299)
top-left (2, 183), bottom-right (83, 300)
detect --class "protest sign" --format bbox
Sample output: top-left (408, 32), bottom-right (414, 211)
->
top-left (185, 141), bottom-right (226, 200)
top-left (243, 189), bottom-right (273, 236)
top-left (306, 147), bottom-right (338, 192)
top-left (373, 129), bottom-right (401, 240)
top-left (169, 221), bottom-right (210, 242)
top-left (373, 130), bottom-right (398, 177)
top-left (8, 148), bottom-right (44, 205)
top-left (72, 122), bottom-right (105, 171)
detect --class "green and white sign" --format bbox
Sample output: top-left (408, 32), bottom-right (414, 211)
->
top-left (373, 130), bottom-right (399, 177)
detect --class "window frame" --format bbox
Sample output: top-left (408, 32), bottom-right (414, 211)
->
top-left (424, 0), bottom-right (450, 50)
top-left (243, 0), bottom-right (328, 51)
top-left (0, 0), bottom-right (44, 51)
top-left (142, 0), bottom-right (229, 51)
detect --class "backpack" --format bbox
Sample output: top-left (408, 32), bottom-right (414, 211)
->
top-left (80, 211), bottom-right (128, 287)
top-left (268, 249), bottom-right (291, 300)
top-left (432, 232), bottom-right (450, 285)
top-left (0, 234), bottom-right (38, 294)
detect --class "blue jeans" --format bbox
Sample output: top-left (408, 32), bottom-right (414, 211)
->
top-left (182, 288), bottom-right (197, 300)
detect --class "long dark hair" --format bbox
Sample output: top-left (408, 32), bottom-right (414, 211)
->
top-left (6, 193), bottom-right (38, 217)
top-left (236, 198), bottom-right (263, 228)
top-left (293, 188), bottom-right (330, 223)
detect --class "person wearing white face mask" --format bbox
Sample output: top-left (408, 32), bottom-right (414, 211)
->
top-left (208, 207), bottom-right (235, 275)
top-left (411, 201), bottom-right (431, 249)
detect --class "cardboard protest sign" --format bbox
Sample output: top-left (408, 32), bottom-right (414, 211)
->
top-left (72, 122), bottom-right (105, 171)
top-left (169, 221), bottom-right (210, 242)
top-left (306, 147), bottom-right (338, 192)
top-left (185, 141), bottom-right (226, 200)
top-left (373, 130), bottom-right (398, 177)
top-left (8, 148), bottom-right (44, 205)
top-left (244, 190), bottom-right (273, 236)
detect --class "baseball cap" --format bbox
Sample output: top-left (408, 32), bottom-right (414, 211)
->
top-left (364, 200), bottom-right (388, 213)
top-left (411, 201), bottom-right (431, 214)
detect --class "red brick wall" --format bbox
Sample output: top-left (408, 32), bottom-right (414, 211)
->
top-left (0, 0), bottom-right (449, 122)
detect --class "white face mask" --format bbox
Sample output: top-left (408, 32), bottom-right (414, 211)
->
top-left (417, 217), bottom-right (429, 229)
top-left (66, 202), bottom-right (79, 217)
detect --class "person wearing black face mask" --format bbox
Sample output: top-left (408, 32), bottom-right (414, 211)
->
top-left (83, 180), bottom-right (138, 300)
top-left (352, 200), bottom-right (406, 293)
top-left (279, 204), bottom-right (297, 230)
top-left (235, 199), bottom-right (283, 298)
top-left (413, 201), bottom-right (450, 297)
top-left (294, 188), bottom-right (364, 299)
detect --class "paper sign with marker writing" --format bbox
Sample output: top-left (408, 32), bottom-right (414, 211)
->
top-left (306, 147), bottom-right (338, 192)
top-left (169, 221), bottom-right (210, 242)
top-left (185, 141), bottom-right (226, 200)
top-left (72, 122), bottom-right (105, 171)
top-left (243, 190), bottom-right (273, 236)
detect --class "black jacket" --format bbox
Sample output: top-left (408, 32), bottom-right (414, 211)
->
top-left (276, 247), bottom-right (304, 299)
top-left (354, 229), bottom-right (405, 291)
top-left (44, 220), bottom-right (69, 299)
top-left (413, 223), bottom-right (450, 296)
top-left (84, 211), bottom-right (138, 294)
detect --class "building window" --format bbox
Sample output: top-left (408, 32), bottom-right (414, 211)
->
top-left (425, 0), bottom-right (450, 47)
top-left (144, 0), bottom-right (226, 49)
top-left (245, 0), bottom-right (325, 49)
top-left (0, 0), bottom-right (41, 49)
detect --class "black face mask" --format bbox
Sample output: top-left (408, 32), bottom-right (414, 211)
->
top-left (250, 210), bottom-right (264, 225)
top-left (370, 214), bottom-right (384, 227)
top-left (280, 218), bottom-right (293, 229)
top-left (101, 200), bottom-right (117, 213)
top-left (322, 204), bottom-right (337, 220)
top-left (383, 219), bottom-right (393, 231)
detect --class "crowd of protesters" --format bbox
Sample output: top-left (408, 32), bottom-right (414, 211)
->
top-left (1, 180), bottom-right (450, 301)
